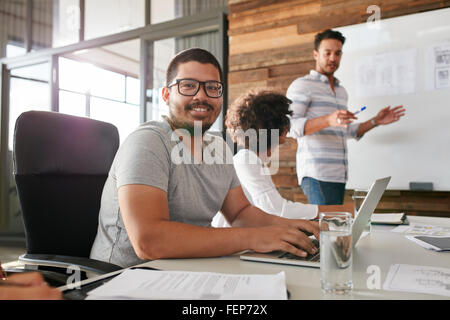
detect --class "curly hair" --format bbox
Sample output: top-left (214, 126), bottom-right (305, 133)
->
top-left (225, 88), bottom-right (292, 152)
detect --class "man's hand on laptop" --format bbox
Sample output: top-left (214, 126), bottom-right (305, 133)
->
top-left (277, 218), bottom-right (320, 240)
top-left (295, 219), bottom-right (320, 239)
top-left (249, 221), bottom-right (320, 258)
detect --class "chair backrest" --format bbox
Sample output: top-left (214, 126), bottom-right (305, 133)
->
top-left (13, 111), bottom-right (119, 258)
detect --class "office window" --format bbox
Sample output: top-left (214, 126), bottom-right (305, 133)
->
top-left (151, 0), bottom-right (227, 24)
top-left (8, 78), bottom-right (50, 150)
top-left (6, 44), bottom-right (26, 58)
top-left (10, 61), bottom-right (50, 82)
top-left (9, 62), bottom-right (51, 150)
top-left (59, 91), bottom-right (86, 117)
top-left (0, 0), bottom-right (27, 59)
top-left (4, 63), bottom-right (51, 234)
top-left (85, 0), bottom-right (145, 40)
top-left (90, 66), bottom-right (126, 102)
top-left (90, 97), bottom-right (140, 142)
top-left (58, 39), bottom-right (141, 143)
top-left (126, 76), bottom-right (140, 105)
top-left (31, 0), bottom-right (53, 51)
top-left (53, 0), bottom-right (81, 47)
top-left (59, 57), bottom-right (91, 93)
top-left (0, 0), bottom-right (53, 55)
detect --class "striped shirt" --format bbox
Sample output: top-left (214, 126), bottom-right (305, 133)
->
top-left (286, 70), bottom-right (361, 184)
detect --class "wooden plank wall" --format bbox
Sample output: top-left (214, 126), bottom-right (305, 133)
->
top-left (227, 0), bottom-right (450, 217)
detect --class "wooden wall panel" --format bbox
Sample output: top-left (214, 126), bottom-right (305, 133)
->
top-left (229, 25), bottom-right (314, 55)
top-left (228, 80), bottom-right (268, 103)
top-left (227, 0), bottom-right (450, 216)
top-left (229, 43), bottom-right (314, 71)
top-left (229, 1), bottom-right (321, 35)
top-left (228, 68), bottom-right (269, 83)
top-left (229, 0), bottom-right (313, 15)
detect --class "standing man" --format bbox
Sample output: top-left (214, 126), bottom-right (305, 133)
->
top-left (286, 29), bottom-right (405, 205)
top-left (90, 48), bottom-right (319, 268)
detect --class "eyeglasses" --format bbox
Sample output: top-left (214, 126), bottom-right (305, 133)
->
top-left (168, 78), bottom-right (223, 98)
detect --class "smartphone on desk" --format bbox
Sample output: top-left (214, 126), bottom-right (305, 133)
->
top-left (413, 236), bottom-right (450, 251)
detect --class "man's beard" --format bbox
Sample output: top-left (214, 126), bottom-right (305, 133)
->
top-left (169, 101), bottom-right (216, 137)
top-left (320, 62), bottom-right (339, 76)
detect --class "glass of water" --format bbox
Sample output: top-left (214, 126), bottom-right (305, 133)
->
top-left (319, 212), bottom-right (353, 295)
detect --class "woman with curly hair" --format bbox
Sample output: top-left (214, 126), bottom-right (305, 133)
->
top-left (214, 88), bottom-right (353, 227)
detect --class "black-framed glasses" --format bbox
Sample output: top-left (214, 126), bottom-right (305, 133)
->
top-left (168, 78), bottom-right (223, 98)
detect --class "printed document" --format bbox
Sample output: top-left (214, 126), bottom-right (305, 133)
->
top-left (425, 42), bottom-right (450, 90)
top-left (391, 223), bottom-right (450, 237)
top-left (87, 269), bottom-right (287, 300)
top-left (383, 264), bottom-right (450, 298)
top-left (355, 49), bottom-right (416, 98)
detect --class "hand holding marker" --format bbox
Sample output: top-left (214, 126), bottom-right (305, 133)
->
top-left (336, 106), bottom-right (365, 125)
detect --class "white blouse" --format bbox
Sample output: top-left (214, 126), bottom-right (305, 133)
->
top-left (212, 149), bottom-right (318, 228)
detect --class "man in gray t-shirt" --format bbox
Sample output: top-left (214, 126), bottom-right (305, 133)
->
top-left (90, 48), bottom-right (320, 268)
top-left (90, 117), bottom-right (241, 267)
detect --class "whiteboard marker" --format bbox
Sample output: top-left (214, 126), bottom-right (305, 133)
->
top-left (354, 106), bottom-right (366, 115)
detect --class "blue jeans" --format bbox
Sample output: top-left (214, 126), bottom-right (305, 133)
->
top-left (301, 177), bottom-right (346, 205)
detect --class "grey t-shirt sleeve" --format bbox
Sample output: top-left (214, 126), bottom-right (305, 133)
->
top-left (114, 128), bottom-right (171, 192)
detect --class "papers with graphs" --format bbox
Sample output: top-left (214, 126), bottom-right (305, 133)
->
top-left (391, 223), bottom-right (450, 237)
top-left (87, 268), bottom-right (287, 300)
top-left (383, 264), bottom-right (450, 298)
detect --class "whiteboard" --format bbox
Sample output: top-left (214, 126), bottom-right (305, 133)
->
top-left (334, 8), bottom-right (450, 191)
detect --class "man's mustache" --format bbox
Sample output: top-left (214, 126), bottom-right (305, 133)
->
top-left (186, 101), bottom-right (214, 110)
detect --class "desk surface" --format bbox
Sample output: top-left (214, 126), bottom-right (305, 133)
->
top-left (137, 216), bottom-right (450, 300)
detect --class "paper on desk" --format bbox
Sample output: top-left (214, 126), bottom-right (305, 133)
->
top-left (87, 269), bottom-right (287, 300)
top-left (391, 223), bottom-right (450, 236)
top-left (383, 264), bottom-right (450, 298)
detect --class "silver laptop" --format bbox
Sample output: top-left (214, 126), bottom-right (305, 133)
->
top-left (240, 176), bottom-right (391, 268)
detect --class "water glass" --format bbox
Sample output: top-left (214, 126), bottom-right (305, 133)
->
top-left (319, 212), bottom-right (353, 294)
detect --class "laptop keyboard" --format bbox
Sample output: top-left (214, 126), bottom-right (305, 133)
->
top-left (279, 239), bottom-right (320, 262)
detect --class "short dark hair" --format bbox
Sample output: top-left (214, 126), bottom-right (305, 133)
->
top-left (314, 29), bottom-right (346, 50)
top-left (225, 88), bottom-right (292, 151)
top-left (165, 48), bottom-right (224, 86)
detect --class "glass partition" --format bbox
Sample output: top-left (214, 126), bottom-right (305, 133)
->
top-left (31, 0), bottom-right (53, 51)
top-left (0, 0), bottom-right (28, 58)
top-left (53, 0), bottom-right (81, 47)
top-left (0, 4), bottom-right (227, 239)
top-left (85, 0), bottom-right (145, 40)
top-left (151, 0), bottom-right (227, 24)
top-left (6, 44), bottom-right (26, 58)
top-left (59, 38), bottom-right (141, 142)
top-left (2, 62), bottom-right (51, 234)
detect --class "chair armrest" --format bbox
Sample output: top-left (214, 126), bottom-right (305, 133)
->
top-left (19, 253), bottom-right (122, 275)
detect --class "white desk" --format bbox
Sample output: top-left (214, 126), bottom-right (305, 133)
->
top-left (137, 216), bottom-right (450, 300)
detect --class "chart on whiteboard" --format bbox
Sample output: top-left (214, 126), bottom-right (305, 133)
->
top-left (425, 42), bottom-right (450, 90)
top-left (354, 48), bottom-right (417, 98)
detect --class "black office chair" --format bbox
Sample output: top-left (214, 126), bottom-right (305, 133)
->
top-left (11, 111), bottom-right (122, 286)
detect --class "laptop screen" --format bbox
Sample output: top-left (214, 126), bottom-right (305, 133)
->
top-left (352, 176), bottom-right (391, 247)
